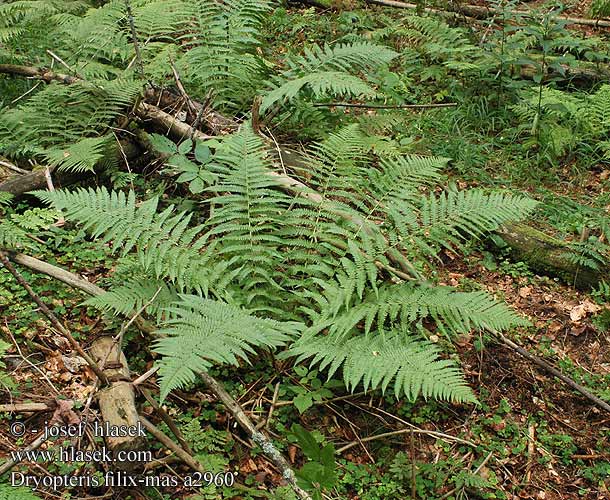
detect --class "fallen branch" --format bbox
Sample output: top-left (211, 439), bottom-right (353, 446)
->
top-left (0, 64), bottom-right (78, 84)
top-left (0, 140), bottom-right (142, 198)
top-left (139, 416), bottom-right (203, 474)
top-left (365, 0), bottom-right (610, 28)
top-left (0, 251), bottom-right (107, 383)
top-left (135, 102), bottom-right (214, 142)
top-left (337, 426), bottom-right (475, 453)
top-left (0, 402), bottom-right (52, 413)
top-left (0, 424), bottom-right (59, 476)
top-left (492, 329), bottom-right (610, 414)
top-left (198, 371), bottom-right (312, 499)
top-left (312, 101), bottom-right (457, 109)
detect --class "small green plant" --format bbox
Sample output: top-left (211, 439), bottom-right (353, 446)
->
top-left (286, 366), bottom-right (341, 414)
top-left (290, 424), bottom-right (337, 500)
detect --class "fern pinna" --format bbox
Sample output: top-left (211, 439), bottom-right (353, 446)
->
top-left (36, 124), bottom-right (537, 405)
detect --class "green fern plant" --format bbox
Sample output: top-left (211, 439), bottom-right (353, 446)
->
top-left (261, 42), bottom-right (398, 114)
top-left (0, 79), bottom-right (141, 171)
top-left (37, 123), bottom-right (536, 405)
top-left (176, 0), bottom-right (273, 110)
top-left (0, 483), bottom-right (42, 500)
top-left (287, 327), bottom-right (475, 402)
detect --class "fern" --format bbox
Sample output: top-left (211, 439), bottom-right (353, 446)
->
top-left (34, 187), bottom-right (225, 295)
top-left (0, 207), bottom-right (57, 251)
top-left (154, 294), bottom-right (300, 400)
top-left (409, 189), bottom-right (539, 259)
top-left (312, 282), bottom-right (529, 339)
top-left (0, 79), bottom-right (141, 169)
top-left (176, 0), bottom-right (273, 110)
top-left (83, 278), bottom-right (180, 322)
top-left (262, 42), bottom-right (397, 113)
top-left (202, 126), bottom-right (294, 304)
top-left (261, 72), bottom-right (377, 112)
top-left (0, 483), bottom-right (42, 500)
top-left (43, 135), bottom-right (114, 173)
top-left (288, 328), bottom-right (476, 403)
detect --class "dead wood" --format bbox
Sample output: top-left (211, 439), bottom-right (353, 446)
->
top-left (0, 64), bottom-right (79, 84)
top-left (494, 223), bottom-right (609, 289)
top-left (365, 0), bottom-right (610, 28)
top-left (0, 141), bottom-right (142, 198)
top-left (89, 336), bottom-right (147, 471)
top-left (0, 403), bottom-right (52, 413)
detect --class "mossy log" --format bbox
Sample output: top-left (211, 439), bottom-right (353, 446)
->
top-left (494, 223), bottom-right (608, 289)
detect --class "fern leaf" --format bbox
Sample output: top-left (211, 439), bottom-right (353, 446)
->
top-left (288, 328), bottom-right (476, 403)
top-left (154, 294), bottom-right (301, 400)
top-left (261, 71), bottom-right (376, 112)
top-left (83, 279), bottom-right (179, 322)
top-left (319, 283), bottom-right (528, 338)
top-left (33, 187), bottom-right (219, 293)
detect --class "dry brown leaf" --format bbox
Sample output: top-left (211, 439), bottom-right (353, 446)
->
top-left (570, 300), bottom-right (602, 322)
top-left (62, 355), bottom-right (87, 374)
top-left (288, 445), bottom-right (297, 464)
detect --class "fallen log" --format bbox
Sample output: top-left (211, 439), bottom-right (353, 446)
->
top-left (0, 140), bottom-right (143, 197)
top-left (365, 0), bottom-right (610, 28)
top-left (89, 335), bottom-right (147, 471)
top-left (494, 223), bottom-right (608, 289)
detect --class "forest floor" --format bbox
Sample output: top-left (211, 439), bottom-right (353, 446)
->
top-left (1, 1), bottom-right (610, 499)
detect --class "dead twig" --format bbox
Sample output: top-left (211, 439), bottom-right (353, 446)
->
top-left (0, 159), bottom-right (29, 175)
top-left (141, 388), bottom-right (194, 456)
top-left (124, 0), bottom-right (145, 79)
top-left (492, 329), bottom-right (610, 414)
top-left (0, 403), bottom-right (52, 413)
top-left (132, 365), bottom-right (160, 386)
top-left (0, 424), bottom-right (58, 476)
top-left (312, 102), bottom-right (457, 109)
top-left (140, 415), bottom-right (203, 473)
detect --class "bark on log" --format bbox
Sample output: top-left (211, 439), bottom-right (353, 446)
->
top-left (89, 336), bottom-right (146, 471)
top-left (494, 223), bottom-right (608, 289)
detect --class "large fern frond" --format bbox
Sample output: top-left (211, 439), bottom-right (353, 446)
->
top-left (315, 282), bottom-right (528, 338)
top-left (262, 42), bottom-right (397, 113)
top-left (83, 278), bottom-right (180, 322)
top-left (154, 294), bottom-right (301, 400)
top-left (0, 79), bottom-right (141, 163)
top-left (34, 187), bottom-right (223, 294)
top-left (288, 328), bottom-right (476, 402)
